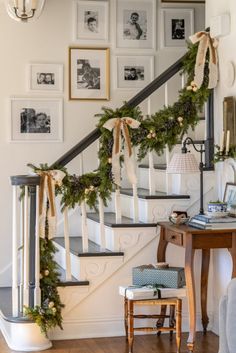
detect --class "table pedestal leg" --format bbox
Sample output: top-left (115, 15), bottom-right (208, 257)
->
top-left (201, 249), bottom-right (210, 333)
top-left (229, 232), bottom-right (236, 278)
top-left (185, 234), bottom-right (196, 353)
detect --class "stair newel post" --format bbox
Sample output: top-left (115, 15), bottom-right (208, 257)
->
top-left (81, 201), bottom-right (89, 252)
top-left (19, 196), bottom-right (24, 313)
top-left (132, 147), bottom-right (139, 222)
top-left (98, 197), bottom-right (106, 250)
top-left (63, 206), bottom-right (72, 280)
top-left (115, 186), bottom-right (122, 223)
top-left (23, 185), bottom-right (30, 309)
top-left (12, 185), bottom-right (19, 317)
top-left (34, 185), bottom-right (41, 306)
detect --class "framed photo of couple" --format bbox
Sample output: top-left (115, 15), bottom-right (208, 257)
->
top-left (9, 97), bottom-right (63, 142)
top-left (69, 47), bottom-right (110, 100)
top-left (73, 0), bottom-right (109, 41)
top-left (116, 0), bottom-right (156, 49)
top-left (28, 63), bottom-right (63, 92)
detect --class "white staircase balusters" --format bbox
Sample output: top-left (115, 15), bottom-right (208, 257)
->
top-left (34, 186), bottom-right (41, 306)
top-left (181, 72), bottom-right (185, 89)
top-left (81, 201), bottom-right (89, 252)
top-left (98, 197), bottom-right (106, 249)
top-left (164, 82), bottom-right (170, 195)
top-left (132, 147), bottom-right (139, 222)
top-left (12, 185), bottom-right (19, 317)
top-left (19, 197), bottom-right (24, 313)
top-left (79, 153), bottom-right (84, 175)
top-left (147, 97), bottom-right (155, 195)
top-left (63, 207), bottom-right (72, 281)
top-left (23, 186), bottom-right (30, 309)
top-left (115, 187), bottom-right (122, 223)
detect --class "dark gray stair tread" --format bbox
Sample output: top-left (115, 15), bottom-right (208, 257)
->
top-left (139, 163), bottom-right (167, 170)
top-left (53, 237), bottom-right (124, 257)
top-left (120, 187), bottom-right (190, 199)
top-left (87, 212), bottom-right (157, 228)
top-left (0, 287), bottom-right (30, 322)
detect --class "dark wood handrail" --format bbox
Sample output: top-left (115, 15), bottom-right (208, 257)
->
top-left (52, 54), bottom-right (187, 168)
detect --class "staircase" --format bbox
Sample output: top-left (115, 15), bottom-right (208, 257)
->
top-left (0, 53), bottom-right (215, 350)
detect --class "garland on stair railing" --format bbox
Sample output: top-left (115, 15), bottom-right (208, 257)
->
top-left (25, 36), bottom-right (216, 334)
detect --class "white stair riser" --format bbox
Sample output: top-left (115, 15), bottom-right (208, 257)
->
top-left (87, 219), bottom-right (157, 252)
top-left (138, 168), bottom-right (166, 191)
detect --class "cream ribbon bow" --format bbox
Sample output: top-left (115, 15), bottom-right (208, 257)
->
top-left (103, 117), bottom-right (140, 186)
top-left (189, 31), bottom-right (218, 89)
top-left (38, 170), bottom-right (66, 239)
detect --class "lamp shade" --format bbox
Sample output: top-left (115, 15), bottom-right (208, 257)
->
top-left (166, 153), bottom-right (199, 174)
top-left (5, 0), bottom-right (46, 22)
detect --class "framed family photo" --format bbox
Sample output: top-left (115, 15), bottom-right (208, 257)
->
top-left (116, 0), bottom-right (155, 49)
top-left (224, 182), bottom-right (236, 216)
top-left (116, 56), bottom-right (154, 89)
top-left (10, 97), bottom-right (63, 142)
top-left (161, 8), bottom-right (194, 48)
top-left (28, 63), bottom-right (63, 92)
top-left (73, 0), bottom-right (109, 41)
top-left (69, 47), bottom-right (110, 100)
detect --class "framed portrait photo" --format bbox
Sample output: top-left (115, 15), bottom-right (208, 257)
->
top-left (161, 8), bottom-right (194, 48)
top-left (9, 97), bottom-right (63, 142)
top-left (73, 0), bottom-right (109, 41)
top-left (116, 0), bottom-right (156, 49)
top-left (116, 56), bottom-right (154, 89)
top-left (28, 63), bottom-right (63, 92)
top-left (69, 47), bottom-right (110, 100)
top-left (224, 182), bottom-right (236, 216)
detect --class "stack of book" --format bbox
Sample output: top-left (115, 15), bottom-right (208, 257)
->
top-left (189, 214), bottom-right (236, 230)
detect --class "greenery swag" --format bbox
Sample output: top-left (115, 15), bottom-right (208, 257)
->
top-left (25, 40), bottom-right (213, 334)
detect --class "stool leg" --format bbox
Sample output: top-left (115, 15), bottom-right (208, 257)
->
top-left (156, 304), bottom-right (167, 336)
top-left (124, 297), bottom-right (128, 340)
top-left (176, 299), bottom-right (182, 353)
top-left (169, 304), bottom-right (175, 341)
top-left (128, 300), bottom-right (134, 353)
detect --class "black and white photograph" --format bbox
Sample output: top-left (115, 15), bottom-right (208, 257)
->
top-left (123, 10), bottom-right (147, 40)
top-left (28, 63), bottom-right (63, 92)
top-left (10, 98), bottom-right (63, 142)
top-left (172, 19), bottom-right (185, 40)
top-left (124, 66), bottom-right (144, 81)
top-left (77, 59), bottom-right (100, 89)
top-left (20, 108), bottom-right (51, 133)
top-left (117, 56), bottom-right (153, 89)
top-left (69, 47), bottom-right (109, 100)
top-left (116, 0), bottom-right (155, 49)
top-left (74, 0), bottom-right (109, 41)
top-left (161, 8), bottom-right (194, 48)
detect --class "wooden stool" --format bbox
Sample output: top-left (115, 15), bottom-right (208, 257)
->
top-left (124, 296), bottom-right (182, 353)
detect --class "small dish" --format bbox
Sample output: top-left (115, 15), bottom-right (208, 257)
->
top-left (169, 216), bottom-right (190, 225)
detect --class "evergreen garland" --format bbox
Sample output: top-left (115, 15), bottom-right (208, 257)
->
top-left (26, 40), bottom-right (214, 334)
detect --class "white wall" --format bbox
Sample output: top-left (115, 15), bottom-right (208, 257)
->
top-left (206, 0), bottom-right (236, 334)
top-left (0, 0), bottom-right (204, 285)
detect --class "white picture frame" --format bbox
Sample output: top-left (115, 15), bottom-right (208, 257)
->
top-left (9, 97), bottom-right (63, 142)
top-left (69, 47), bottom-right (110, 100)
top-left (161, 8), bottom-right (194, 48)
top-left (116, 56), bottom-right (154, 89)
top-left (73, 0), bottom-right (109, 41)
top-left (116, 0), bottom-right (155, 49)
top-left (28, 63), bottom-right (63, 92)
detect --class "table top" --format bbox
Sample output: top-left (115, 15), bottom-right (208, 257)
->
top-left (157, 222), bottom-right (236, 234)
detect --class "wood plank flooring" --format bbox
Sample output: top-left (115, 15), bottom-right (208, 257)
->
top-left (0, 331), bottom-right (218, 353)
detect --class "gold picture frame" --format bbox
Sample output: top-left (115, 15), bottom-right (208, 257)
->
top-left (69, 47), bottom-right (110, 101)
top-left (223, 96), bottom-right (236, 145)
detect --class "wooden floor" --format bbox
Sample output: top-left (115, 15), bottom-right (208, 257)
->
top-left (0, 331), bottom-right (219, 353)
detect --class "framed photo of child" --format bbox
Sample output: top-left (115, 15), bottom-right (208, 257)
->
top-left (73, 0), bottom-right (109, 42)
top-left (116, 0), bottom-right (156, 49)
top-left (9, 98), bottom-right (63, 142)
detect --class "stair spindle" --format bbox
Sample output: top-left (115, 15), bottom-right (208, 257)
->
top-left (147, 97), bottom-right (155, 195)
top-left (79, 153), bottom-right (84, 175)
top-left (115, 187), bottom-right (122, 223)
top-left (19, 197), bottom-right (24, 313)
top-left (164, 82), bottom-right (170, 194)
top-left (12, 185), bottom-right (19, 317)
top-left (23, 186), bottom-right (30, 309)
top-left (81, 201), bottom-right (89, 252)
top-left (98, 197), bottom-right (106, 250)
top-left (34, 186), bottom-right (41, 306)
top-left (63, 207), bottom-right (72, 280)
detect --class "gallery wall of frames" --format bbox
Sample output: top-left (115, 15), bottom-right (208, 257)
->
top-left (8, 0), bottom-right (205, 143)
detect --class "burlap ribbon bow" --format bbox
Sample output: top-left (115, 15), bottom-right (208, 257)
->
top-left (38, 170), bottom-right (66, 239)
top-left (189, 31), bottom-right (218, 89)
top-left (103, 117), bottom-right (140, 186)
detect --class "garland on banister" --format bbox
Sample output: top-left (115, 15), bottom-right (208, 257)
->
top-left (26, 36), bottom-right (217, 334)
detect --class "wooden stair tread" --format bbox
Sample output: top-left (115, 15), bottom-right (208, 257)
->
top-left (53, 237), bottom-right (124, 257)
top-left (87, 212), bottom-right (157, 228)
top-left (120, 187), bottom-right (190, 199)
